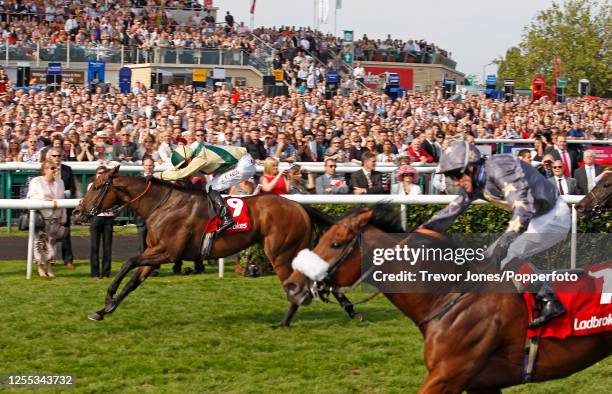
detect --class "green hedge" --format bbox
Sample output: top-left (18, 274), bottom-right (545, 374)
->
top-left (238, 204), bottom-right (610, 275)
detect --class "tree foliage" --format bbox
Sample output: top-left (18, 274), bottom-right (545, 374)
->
top-left (494, 0), bottom-right (611, 96)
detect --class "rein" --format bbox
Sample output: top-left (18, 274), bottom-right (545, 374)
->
top-left (87, 178), bottom-right (153, 217)
top-left (586, 181), bottom-right (612, 215)
top-left (311, 222), bottom-right (467, 327)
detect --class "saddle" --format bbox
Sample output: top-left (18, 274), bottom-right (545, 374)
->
top-left (199, 196), bottom-right (251, 258)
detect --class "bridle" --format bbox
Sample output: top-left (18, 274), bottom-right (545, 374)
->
top-left (84, 177), bottom-right (153, 218)
top-left (585, 180), bottom-right (612, 216)
top-left (308, 221), bottom-right (364, 303)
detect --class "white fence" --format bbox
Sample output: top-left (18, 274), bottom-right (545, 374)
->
top-left (2, 195), bottom-right (584, 279)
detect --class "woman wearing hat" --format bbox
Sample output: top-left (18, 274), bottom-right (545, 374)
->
top-left (154, 144), bottom-right (256, 234)
top-left (391, 165), bottom-right (422, 195)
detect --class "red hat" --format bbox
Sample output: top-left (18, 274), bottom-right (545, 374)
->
top-left (397, 165), bottom-right (419, 183)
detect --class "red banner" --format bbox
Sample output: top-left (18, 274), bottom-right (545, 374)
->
top-left (363, 66), bottom-right (413, 90)
top-left (588, 145), bottom-right (612, 165)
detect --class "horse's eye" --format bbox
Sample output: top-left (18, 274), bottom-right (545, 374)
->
top-left (331, 241), bottom-right (342, 248)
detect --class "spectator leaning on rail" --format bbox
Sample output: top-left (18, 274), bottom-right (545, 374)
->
top-left (574, 150), bottom-right (604, 195)
top-left (46, 148), bottom-right (76, 270)
top-left (420, 141), bottom-right (570, 327)
top-left (350, 151), bottom-right (385, 195)
top-left (315, 158), bottom-right (349, 195)
top-left (549, 160), bottom-right (578, 195)
top-left (391, 165), bottom-right (422, 195)
top-left (26, 160), bottom-right (67, 278)
top-left (259, 157), bottom-right (290, 195)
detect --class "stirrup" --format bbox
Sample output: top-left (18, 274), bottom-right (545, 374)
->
top-left (528, 299), bottom-right (566, 328)
top-left (216, 218), bottom-right (235, 234)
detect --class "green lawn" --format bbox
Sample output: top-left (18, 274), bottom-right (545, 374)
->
top-left (0, 261), bottom-right (609, 393)
top-left (0, 225), bottom-right (138, 238)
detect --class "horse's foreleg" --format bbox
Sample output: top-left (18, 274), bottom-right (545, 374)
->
top-left (332, 290), bottom-right (362, 321)
top-left (88, 251), bottom-right (169, 321)
top-left (107, 265), bottom-right (155, 312)
top-left (273, 303), bottom-right (299, 329)
top-left (105, 256), bottom-right (141, 305)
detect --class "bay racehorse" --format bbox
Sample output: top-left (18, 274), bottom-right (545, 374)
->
top-left (283, 206), bottom-right (611, 393)
top-left (575, 170), bottom-right (611, 219)
top-left (73, 166), bottom-right (358, 326)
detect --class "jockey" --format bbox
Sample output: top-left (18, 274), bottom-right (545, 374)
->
top-left (420, 140), bottom-right (570, 327)
top-left (155, 144), bottom-right (256, 234)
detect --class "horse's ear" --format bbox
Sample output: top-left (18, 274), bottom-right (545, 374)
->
top-left (109, 165), bottom-right (120, 177)
top-left (351, 209), bottom-right (375, 229)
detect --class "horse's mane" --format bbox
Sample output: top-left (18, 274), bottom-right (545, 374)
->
top-left (122, 175), bottom-right (207, 197)
top-left (339, 203), bottom-right (405, 233)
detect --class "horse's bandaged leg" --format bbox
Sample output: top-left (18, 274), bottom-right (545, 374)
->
top-left (292, 249), bottom-right (330, 281)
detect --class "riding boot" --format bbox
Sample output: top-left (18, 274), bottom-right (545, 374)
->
top-left (528, 281), bottom-right (566, 328)
top-left (209, 189), bottom-right (234, 234)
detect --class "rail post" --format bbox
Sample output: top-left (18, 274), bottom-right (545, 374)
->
top-left (26, 209), bottom-right (35, 279)
top-left (571, 204), bottom-right (577, 269)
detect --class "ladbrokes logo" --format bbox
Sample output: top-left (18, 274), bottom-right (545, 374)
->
top-left (573, 313), bottom-right (612, 331)
top-left (231, 223), bottom-right (248, 230)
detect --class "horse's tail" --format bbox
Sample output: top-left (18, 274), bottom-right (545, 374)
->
top-left (302, 205), bottom-right (335, 248)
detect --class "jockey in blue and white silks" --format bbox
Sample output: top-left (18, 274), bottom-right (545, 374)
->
top-left (420, 140), bottom-right (570, 327)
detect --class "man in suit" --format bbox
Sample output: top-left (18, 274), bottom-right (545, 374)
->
top-left (421, 128), bottom-right (442, 162)
top-left (316, 159), bottom-right (349, 194)
top-left (350, 151), bottom-right (385, 194)
top-left (112, 129), bottom-right (138, 162)
top-left (574, 150), bottom-right (604, 195)
top-left (549, 160), bottom-right (578, 195)
top-left (244, 129), bottom-right (267, 162)
top-left (47, 148), bottom-right (76, 269)
top-left (550, 135), bottom-right (579, 177)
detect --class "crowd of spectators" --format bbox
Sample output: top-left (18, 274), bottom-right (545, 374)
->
top-left (0, 1), bottom-right (453, 73)
top-left (2, 80), bottom-right (609, 196)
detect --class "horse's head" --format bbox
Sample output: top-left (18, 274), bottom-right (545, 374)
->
top-left (283, 208), bottom-right (377, 306)
top-left (73, 166), bottom-right (122, 222)
top-left (575, 169), bottom-right (612, 219)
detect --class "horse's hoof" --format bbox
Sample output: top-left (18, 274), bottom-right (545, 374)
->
top-left (271, 323), bottom-right (290, 329)
top-left (88, 312), bottom-right (104, 321)
top-left (353, 313), bottom-right (364, 322)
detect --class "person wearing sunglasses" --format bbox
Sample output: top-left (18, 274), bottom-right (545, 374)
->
top-left (420, 140), bottom-right (570, 328)
top-left (46, 148), bottom-right (76, 269)
top-left (26, 160), bottom-right (67, 278)
top-left (315, 158), bottom-right (348, 195)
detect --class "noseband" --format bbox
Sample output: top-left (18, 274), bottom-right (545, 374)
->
top-left (309, 221), bottom-right (362, 302)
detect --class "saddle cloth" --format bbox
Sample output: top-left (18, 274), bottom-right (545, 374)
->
top-left (522, 264), bottom-right (612, 339)
top-left (203, 197), bottom-right (251, 235)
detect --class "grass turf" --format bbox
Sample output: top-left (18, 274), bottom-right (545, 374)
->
top-left (0, 260), bottom-right (609, 393)
top-left (0, 225), bottom-right (138, 238)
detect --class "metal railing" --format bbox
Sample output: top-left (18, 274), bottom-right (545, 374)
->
top-left (353, 49), bottom-right (456, 69)
top-left (8, 194), bottom-right (584, 279)
top-left (1, 42), bottom-right (258, 69)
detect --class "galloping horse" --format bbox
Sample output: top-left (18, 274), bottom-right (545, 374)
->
top-left (73, 166), bottom-right (357, 326)
top-left (576, 170), bottom-right (611, 219)
top-left (283, 206), bottom-right (611, 393)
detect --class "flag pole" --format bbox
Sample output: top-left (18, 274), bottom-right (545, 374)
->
top-left (334, 2), bottom-right (337, 36)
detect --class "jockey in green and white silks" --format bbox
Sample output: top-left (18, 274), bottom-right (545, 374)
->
top-left (156, 144), bottom-right (256, 233)
top-left (420, 140), bottom-right (570, 328)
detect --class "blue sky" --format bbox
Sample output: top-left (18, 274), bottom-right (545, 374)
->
top-left (216, 0), bottom-right (555, 81)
